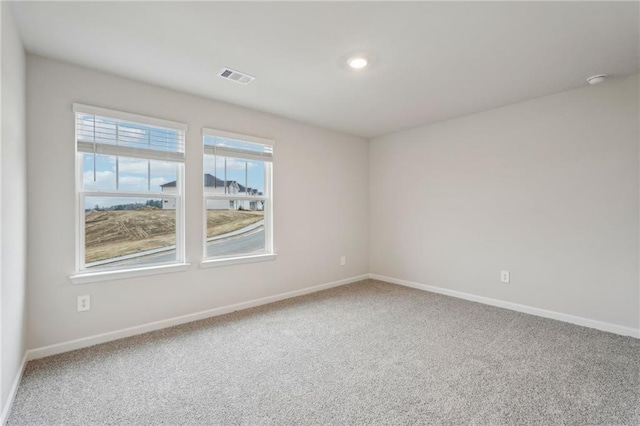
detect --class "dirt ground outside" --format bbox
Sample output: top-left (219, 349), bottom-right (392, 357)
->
top-left (85, 209), bottom-right (264, 264)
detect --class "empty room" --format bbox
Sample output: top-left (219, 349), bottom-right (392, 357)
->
top-left (1, 1), bottom-right (639, 425)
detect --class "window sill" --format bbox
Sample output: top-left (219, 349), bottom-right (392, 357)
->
top-left (70, 262), bottom-right (191, 285)
top-left (200, 253), bottom-right (277, 269)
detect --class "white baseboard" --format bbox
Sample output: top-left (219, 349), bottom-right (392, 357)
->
top-left (16, 271), bottom-right (637, 421)
top-left (27, 274), bottom-right (369, 361)
top-left (1, 351), bottom-right (28, 426)
top-left (369, 274), bottom-right (640, 339)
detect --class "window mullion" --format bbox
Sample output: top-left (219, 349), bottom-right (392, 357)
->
top-left (81, 190), bottom-right (174, 198)
top-left (92, 115), bottom-right (97, 182)
top-left (78, 193), bottom-right (86, 271)
top-left (204, 198), bottom-right (267, 203)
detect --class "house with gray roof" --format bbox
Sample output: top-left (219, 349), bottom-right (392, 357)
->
top-left (161, 174), bottom-right (263, 211)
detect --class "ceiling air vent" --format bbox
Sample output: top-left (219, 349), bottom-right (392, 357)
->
top-left (218, 68), bottom-right (255, 85)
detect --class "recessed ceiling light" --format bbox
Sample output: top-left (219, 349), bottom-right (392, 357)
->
top-left (348, 56), bottom-right (369, 70)
top-left (586, 74), bottom-right (607, 85)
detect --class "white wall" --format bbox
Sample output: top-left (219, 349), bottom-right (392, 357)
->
top-left (1, 2), bottom-right (27, 416)
top-left (20, 47), bottom-right (640, 358)
top-left (27, 55), bottom-right (369, 349)
top-left (370, 74), bottom-right (639, 330)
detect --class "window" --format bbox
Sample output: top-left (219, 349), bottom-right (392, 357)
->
top-left (74, 104), bottom-right (186, 275)
top-left (202, 128), bottom-right (274, 263)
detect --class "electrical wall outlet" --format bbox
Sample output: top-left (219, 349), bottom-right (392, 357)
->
top-left (340, 256), bottom-right (346, 266)
top-left (77, 295), bottom-right (91, 312)
top-left (500, 271), bottom-right (510, 283)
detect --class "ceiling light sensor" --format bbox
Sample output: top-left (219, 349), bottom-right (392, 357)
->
top-left (347, 56), bottom-right (369, 70)
top-left (218, 67), bottom-right (255, 85)
top-left (586, 74), bottom-right (607, 85)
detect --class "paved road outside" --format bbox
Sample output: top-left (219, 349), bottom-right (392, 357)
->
top-left (102, 227), bottom-right (265, 268)
top-left (207, 228), bottom-right (264, 258)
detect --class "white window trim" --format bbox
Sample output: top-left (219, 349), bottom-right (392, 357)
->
top-left (70, 262), bottom-right (191, 285)
top-left (200, 254), bottom-right (277, 269)
top-left (201, 128), bottom-right (275, 265)
top-left (73, 105), bottom-right (187, 279)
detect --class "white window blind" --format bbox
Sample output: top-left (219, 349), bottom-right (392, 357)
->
top-left (202, 127), bottom-right (273, 162)
top-left (74, 104), bottom-right (187, 162)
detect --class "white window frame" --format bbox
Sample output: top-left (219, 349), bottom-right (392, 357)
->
top-left (71, 104), bottom-right (189, 283)
top-left (201, 128), bottom-right (276, 268)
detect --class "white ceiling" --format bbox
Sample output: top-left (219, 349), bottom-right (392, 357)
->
top-left (10, 1), bottom-right (639, 138)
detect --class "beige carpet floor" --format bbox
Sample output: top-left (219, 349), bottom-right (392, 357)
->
top-left (8, 279), bottom-right (640, 425)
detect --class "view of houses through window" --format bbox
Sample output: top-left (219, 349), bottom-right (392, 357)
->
top-left (202, 129), bottom-right (273, 260)
top-left (75, 106), bottom-right (274, 274)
